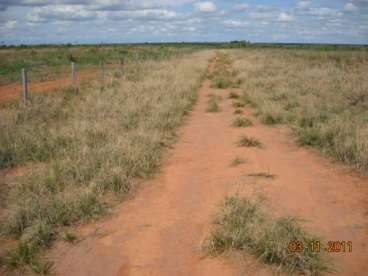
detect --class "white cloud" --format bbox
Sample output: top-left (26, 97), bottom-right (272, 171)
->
top-left (344, 3), bottom-right (358, 12)
top-left (297, 1), bottom-right (312, 9)
top-left (233, 3), bottom-right (249, 12)
top-left (5, 20), bottom-right (17, 29)
top-left (27, 5), bottom-right (97, 23)
top-left (223, 19), bottom-right (248, 28)
top-left (277, 12), bottom-right (294, 22)
top-left (194, 1), bottom-right (217, 13)
top-left (107, 9), bottom-right (178, 21)
top-left (304, 7), bottom-right (343, 18)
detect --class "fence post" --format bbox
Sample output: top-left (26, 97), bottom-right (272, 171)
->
top-left (71, 62), bottom-right (76, 88)
top-left (21, 68), bottom-right (29, 103)
top-left (100, 59), bottom-right (105, 91)
top-left (120, 58), bottom-right (124, 75)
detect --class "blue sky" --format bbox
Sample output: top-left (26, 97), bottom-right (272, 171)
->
top-left (0, 0), bottom-right (367, 45)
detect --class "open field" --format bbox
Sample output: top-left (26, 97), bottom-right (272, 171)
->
top-left (232, 48), bottom-right (368, 172)
top-left (0, 46), bottom-right (368, 275)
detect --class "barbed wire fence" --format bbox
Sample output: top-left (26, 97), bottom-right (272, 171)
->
top-left (13, 49), bottom-right (182, 104)
top-left (19, 58), bottom-right (127, 104)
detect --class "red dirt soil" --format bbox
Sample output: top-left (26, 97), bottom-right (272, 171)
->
top-left (0, 69), bottom-right (98, 104)
top-left (48, 56), bottom-right (368, 275)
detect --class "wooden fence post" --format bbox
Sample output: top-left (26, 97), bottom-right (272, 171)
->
top-left (120, 58), bottom-right (124, 75)
top-left (21, 68), bottom-right (29, 103)
top-left (71, 62), bottom-right (76, 88)
top-left (100, 59), bottom-right (105, 91)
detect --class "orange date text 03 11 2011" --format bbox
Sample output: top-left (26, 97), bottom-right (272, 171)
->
top-left (288, 240), bottom-right (353, 253)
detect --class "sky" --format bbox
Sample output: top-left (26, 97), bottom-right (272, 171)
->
top-left (0, 0), bottom-right (367, 45)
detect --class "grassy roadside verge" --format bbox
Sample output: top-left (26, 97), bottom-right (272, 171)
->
top-left (231, 49), bottom-right (368, 173)
top-left (0, 50), bottom-right (212, 274)
top-left (204, 195), bottom-right (331, 275)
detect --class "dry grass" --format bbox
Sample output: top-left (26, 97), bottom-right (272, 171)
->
top-left (232, 48), bottom-right (368, 172)
top-left (232, 117), bottom-right (252, 128)
top-left (237, 135), bottom-right (262, 148)
top-left (228, 92), bottom-right (240, 99)
top-left (209, 52), bottom-right (234, 89)
top-left (230, 157), bottom-right (246, 167)
top-left (206, 94), bottom-right (222, 112)
top-left (0, 50), bottom-right (212, 273)
top-left (204, 195), bottom-right (331, 275)
top-left (247, 172), bottom-right (276, 179)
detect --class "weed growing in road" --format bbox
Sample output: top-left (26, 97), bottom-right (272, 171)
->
top-left (233, 117), bottom-right (252, 128)
top-left (229, 92), bottom-right (239, 99)
top-left (234, 109), bottom-right (243, 115)
top-left (205, 195), bottom-right (331, 275)
top-left (230, 157), bottom-right (246, 167)
top-left (206, 94), bottom-right (222, 113)
top-left (209, 52), bottom-right (233, 89)
top-left (237, 135), bottom-right (262, 148)
top-left (232, 101), bottom-right (245, 108)
top-left (247, 171), bottom-right (276, 179)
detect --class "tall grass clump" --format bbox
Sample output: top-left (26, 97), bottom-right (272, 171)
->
top-left (0, 50), bottom-right (212, 271)
top-left (237, 135), bottom-right (262, 148)
top-left (206, 94), bottom-right (222, 113)
top-left (204, 195), bottom-right (331, 275)
top-left (232, 48), bottom-right (368, 172)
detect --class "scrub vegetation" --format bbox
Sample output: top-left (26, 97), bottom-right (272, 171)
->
top-left (232, 48), bottom-right (368, 172)
top-left (0, 50), bottom-right (211, 274)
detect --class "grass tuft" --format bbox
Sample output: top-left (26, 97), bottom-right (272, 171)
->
top-left (3, 242), bottom-right (52, 275)
top-left (237, 135), bottom-right (262, 148)
top-left (232, 117), bottom-right (252, 128)
top-left (204, 196), bottom-right (331, 275)
top-left (247, 171), bottom-right (276, 179)
top-left (232, 101), bottom-right (246, 108)
top-left (229, 92), bottom-right (240, 99)
top-left (230, 157), bottom-right (246, 167)
top-left (206, 94), bottom-right (222, 113)
top-left (63, 231), bottom-right (77, 243)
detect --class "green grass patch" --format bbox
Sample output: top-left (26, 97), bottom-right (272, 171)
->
top-left (204, 196), bottom-right (331, 275)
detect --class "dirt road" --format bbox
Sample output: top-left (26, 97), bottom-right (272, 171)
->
top-left (49, 55), bottom-right (368, 275)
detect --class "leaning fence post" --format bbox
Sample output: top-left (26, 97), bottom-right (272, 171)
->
top-left (21, 68), bottom-right (29, 103)
top-left (71, 61), bottom-right (76, 88)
